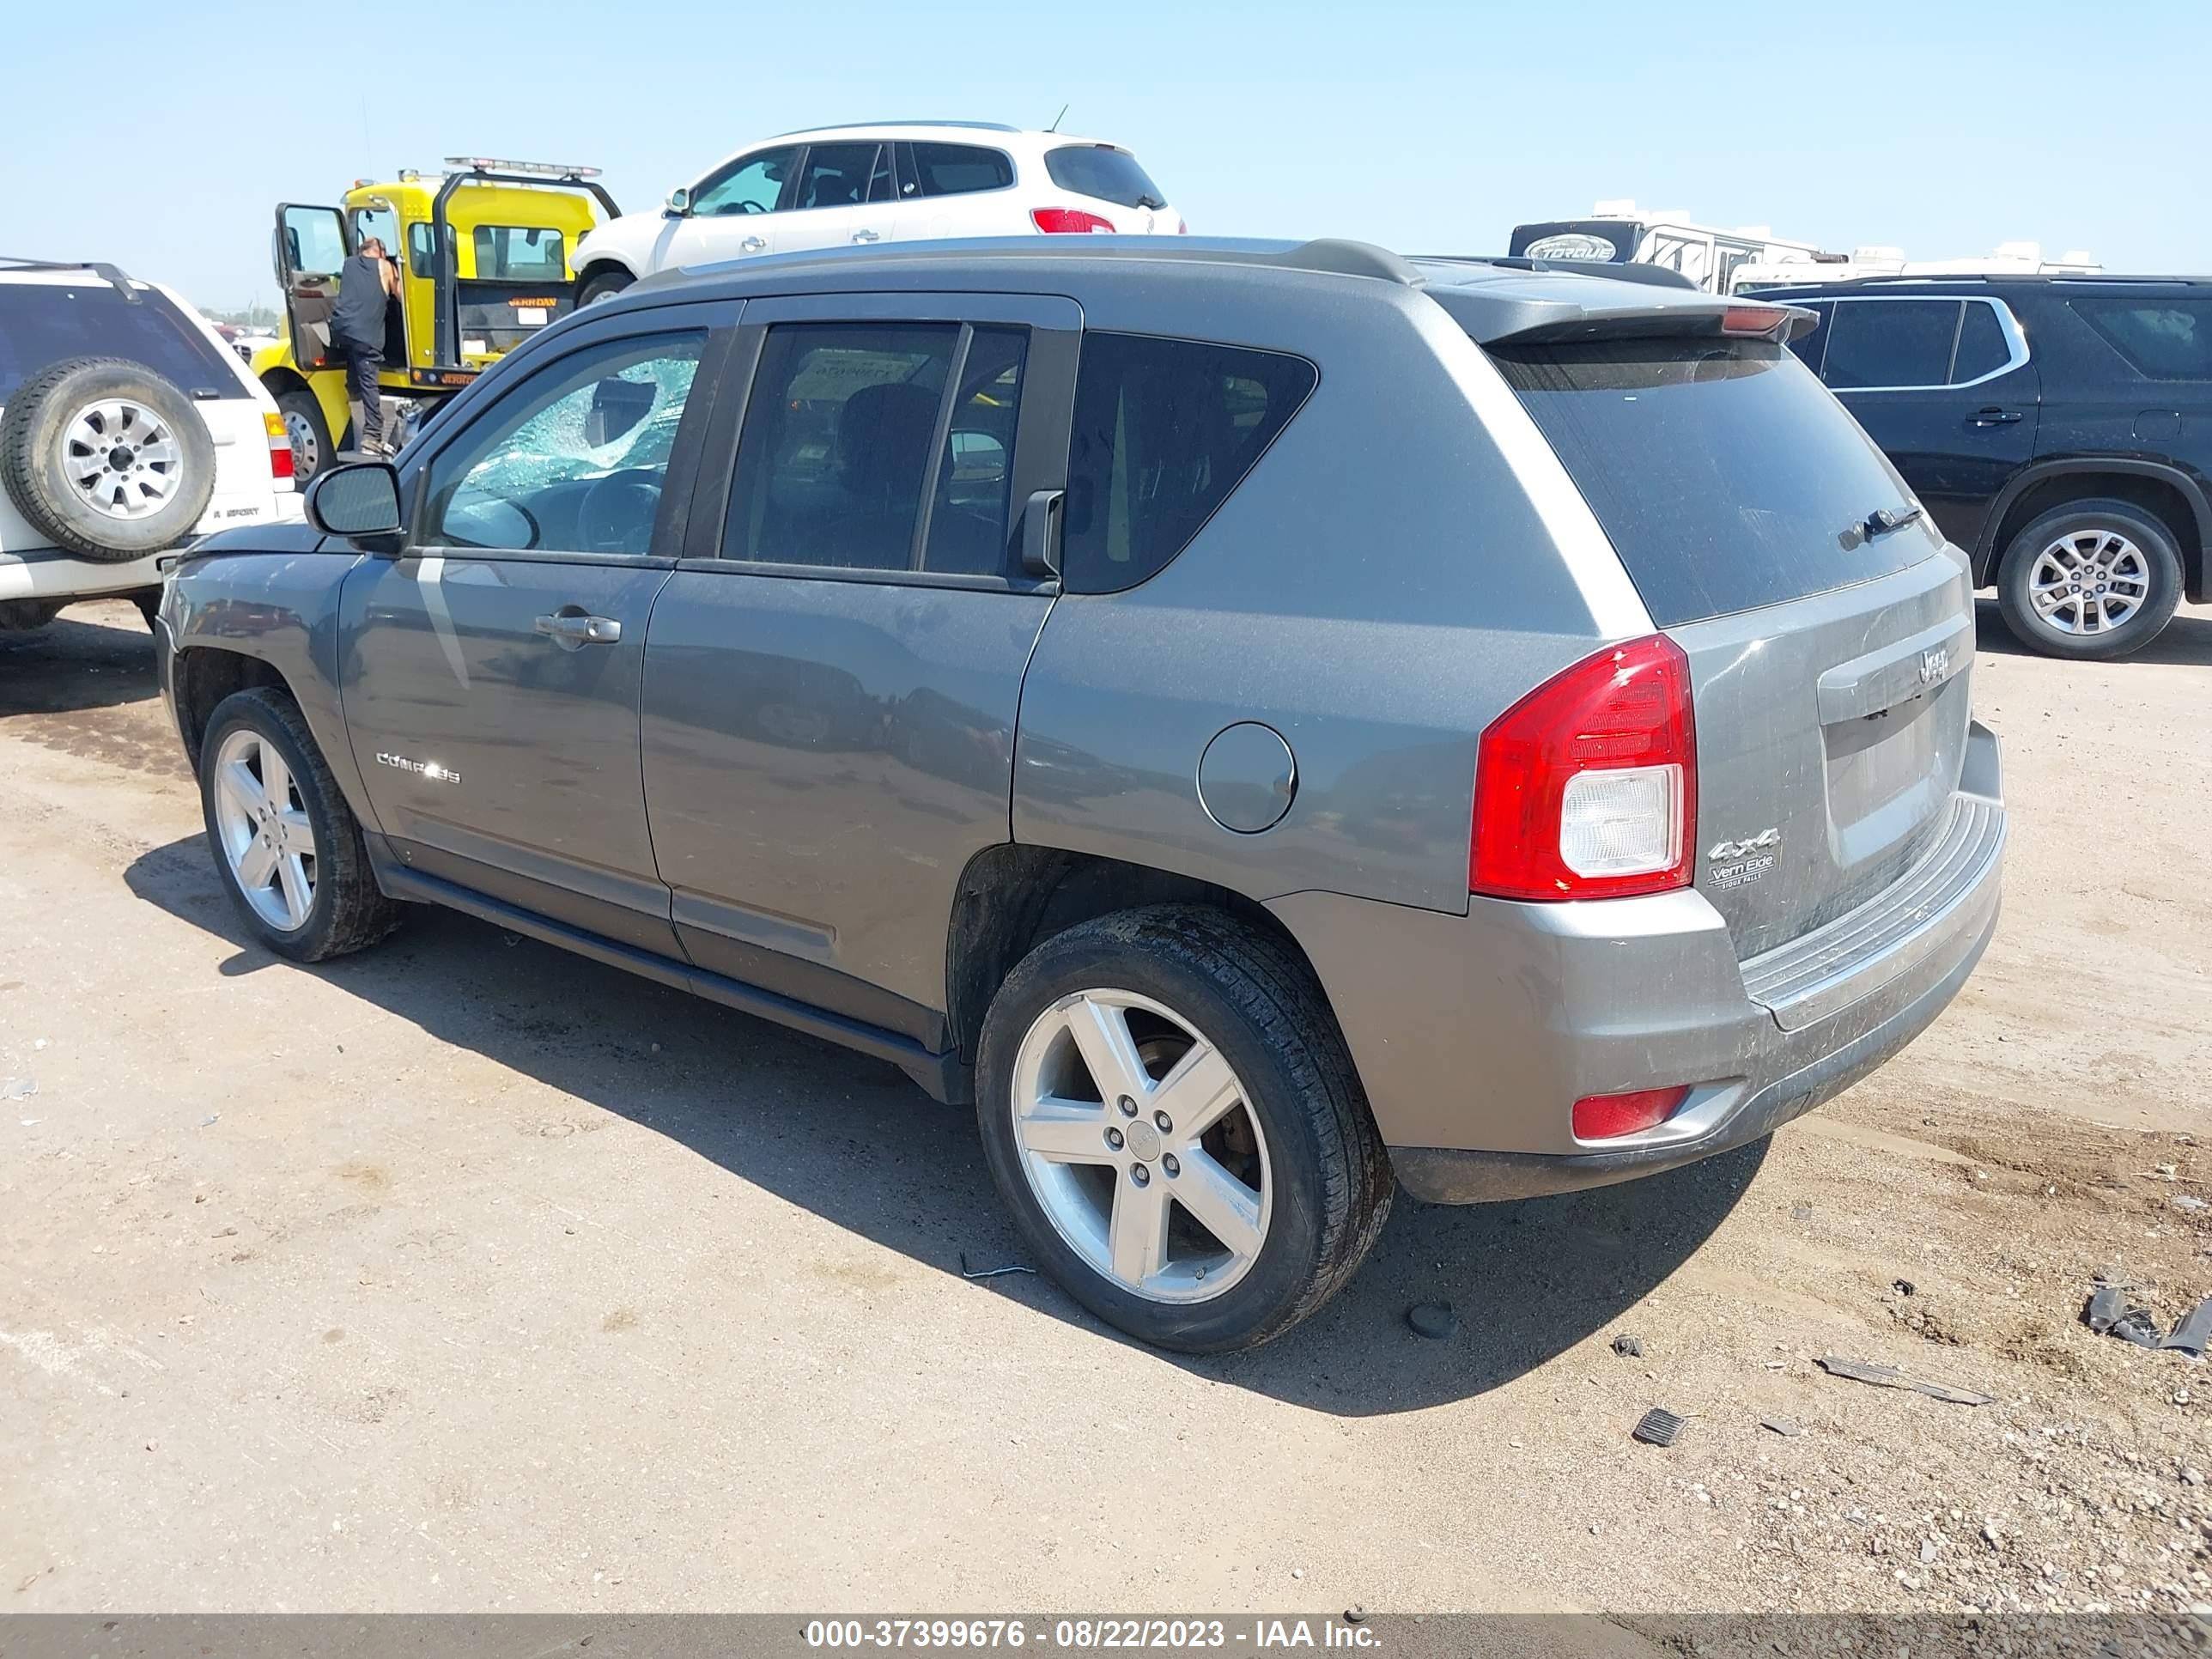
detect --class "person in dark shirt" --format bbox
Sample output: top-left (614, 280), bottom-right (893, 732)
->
top-left (331, 237), bottom-right (400, 455)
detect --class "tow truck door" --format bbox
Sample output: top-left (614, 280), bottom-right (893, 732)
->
top-left (274, 204), bottom-right (350, 371)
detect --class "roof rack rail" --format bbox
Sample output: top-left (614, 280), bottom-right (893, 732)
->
top-left (0, 255), bottom-right (141, 301)
top-left (774, 119), bottom-right (1022, 137)
top-left (1267, 239), bottom-right (1421, 284)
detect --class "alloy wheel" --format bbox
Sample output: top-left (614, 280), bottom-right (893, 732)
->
top-left (63, 400), bottom-right (182, 520)
top-left (1008, 989), bottom-right (1271, 1304)
top-left (2027, 528), bottom-right (2150, 636)
top-left (210, 728), bottom-right (319, 931)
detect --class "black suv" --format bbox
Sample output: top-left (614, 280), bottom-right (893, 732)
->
top-left (1752, 275), bottom-right (2210, 659)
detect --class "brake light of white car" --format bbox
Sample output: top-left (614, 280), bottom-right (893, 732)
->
top-left (263, 410), bottom-right (295, 482)
top-left (1469, 634), bottom-right (1698, 901)
top-left (1031, 208), bottom-right (1115, 234)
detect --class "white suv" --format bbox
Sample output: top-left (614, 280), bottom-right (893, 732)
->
top-left (572, 122), bottom-right (1182, 303)
top-left (1, 260), bottom-right (300, 633)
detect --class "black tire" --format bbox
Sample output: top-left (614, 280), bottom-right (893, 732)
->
top-left (0, 599), bottom-right (64, 632)
top-left (274, 386), bottom-right (334, 483)
top-left (576, 268), bottom-right (634, 307)
top-left (197, 686), bottom-right (401, 962)
top-left (1995, 499), bottom-right (2183, 661)
top-left (0, 356), bottom-right (216, 560)
top-left (975, 905), bottom-right (1392, 1353)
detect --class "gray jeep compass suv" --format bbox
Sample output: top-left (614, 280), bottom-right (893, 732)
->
top-left (157, 238), bottom-right (2007, 1352)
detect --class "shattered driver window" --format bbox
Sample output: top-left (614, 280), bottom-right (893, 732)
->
top-left (422, 331), bottom-right (705, 556)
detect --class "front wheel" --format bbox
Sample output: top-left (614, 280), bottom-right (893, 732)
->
top-left (975, 906), bottom-right (1392, 1353)
top-left (576, 268), bottom-right (634, 307)
top-left (198, 687), bottom-right (400, 961)
top-left (275, 387), bottom-right (333, 483)
top-left (1995, 500), bottom-right (2182, 660)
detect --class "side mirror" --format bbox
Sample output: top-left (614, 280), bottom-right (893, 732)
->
top-left (304, 461), bottom-right (404, 551)
top-left (664, 185), bottom-right (692, 218)
top-left (1021, 489), bottom-right (1064, 580)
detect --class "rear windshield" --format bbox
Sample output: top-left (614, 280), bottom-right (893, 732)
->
top-left (1043, 146), bottom-right (1165, 209)
top-left (0, 281), bottom-right (243, 405)
top-left (2069, 295), bottom-right (2212, 380)
top-left (1492, 337), bottom-right (1921, 626)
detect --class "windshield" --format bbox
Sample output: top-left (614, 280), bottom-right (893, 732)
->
top-left (1491, 337), bottom-right (1925, 625)
top-left (0, 281), bottom-right (242, 404)
top-left (1043, 146), bottom-right (1165, 209)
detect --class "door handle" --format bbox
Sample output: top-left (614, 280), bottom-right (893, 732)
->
top-left (850, 228), bottom-right (880, 244)
top-left (739, 235), bottom-right (767, 252)
top-left (534, 611), bottom-right (622, 647)
top-left (1969, 408), bottom-right (2024, 426)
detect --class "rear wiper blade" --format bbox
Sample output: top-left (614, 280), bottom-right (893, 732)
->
top-left (1135, 195), bottom-right (1166, 210)
top-left (1862, 504), bottom-right (1925, 540)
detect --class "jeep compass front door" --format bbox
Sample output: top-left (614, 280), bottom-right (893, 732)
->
top-left (339, 319), bottom-right (727, 953)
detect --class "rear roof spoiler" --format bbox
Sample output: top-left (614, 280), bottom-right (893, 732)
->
top-left (1409, 259), bottom-right (1815, 345)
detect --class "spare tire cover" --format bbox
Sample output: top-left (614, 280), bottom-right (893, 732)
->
top-left (0, 355), bottom-right (217, 561)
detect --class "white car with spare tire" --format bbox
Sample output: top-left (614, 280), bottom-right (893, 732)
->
top-left (0, 259), bottom-right (300, 633)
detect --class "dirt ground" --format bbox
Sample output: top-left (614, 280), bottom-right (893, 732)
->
top-left (2, 598), bottom-right (2208, 1624)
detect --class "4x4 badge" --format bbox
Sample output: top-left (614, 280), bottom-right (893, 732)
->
top-left (1708, 827), bottom-right (1781, 862)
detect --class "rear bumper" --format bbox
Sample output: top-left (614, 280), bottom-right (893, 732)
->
top-left (1271, 721), bottom-right (2006, 1203)
top-left (0, 550), bottom-right (166, 603)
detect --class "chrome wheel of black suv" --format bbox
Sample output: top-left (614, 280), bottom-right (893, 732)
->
top-left (1997, 501), bottom-right (2183, 661)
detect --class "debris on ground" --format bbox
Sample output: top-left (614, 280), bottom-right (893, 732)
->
top-left (2108, 1306), bottom-right (2163, 1347)
top-left (1632, 1407), bottom-right (1685, 1448)
top-left (956, 1254), bottom-right (1035, 1280)
top-left (1815, 1354), bottom-right (1992, 1407)
top-left (2083, 1283), bottom-right (2125, 1333)
top-left (1893, 1279), bottom-right (1916, 1297)
top-left (1406, 1302), bottom-right (1456, 1340)
top-left (1, 1076), bottom-right (33, 1100)
top-left (2160, 1296), bottom-right (2212, 1356)
top-left (1610, 1333), bottom-right (1644, 1358)
top-left (1759, 1417), bottom-right (1801, 1437)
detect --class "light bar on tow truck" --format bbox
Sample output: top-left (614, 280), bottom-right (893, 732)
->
top-left (442, 157), bottom-right (602, 179)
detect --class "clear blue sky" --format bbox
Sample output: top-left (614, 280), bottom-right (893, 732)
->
top-left (12, 0), bottom-right (2206, 312)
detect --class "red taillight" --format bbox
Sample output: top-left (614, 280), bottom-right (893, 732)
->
top-left (1469, 634), bottom-right (1697, 901)
top-left (263, 410), bottom-right (295, 481)
top-left (1721, 304), bottom-right (1788, 337)
top-left (1572, 1086), bottom-right (1690, 1141)
top-left (1175, 217), bottom-right (1189, 234)
top-left (1031, 207), bottom-right (1115, 234)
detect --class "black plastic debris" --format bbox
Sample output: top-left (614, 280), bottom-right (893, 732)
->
top-left (2110, 1308), bottom-right (2163, 1347)
top-left (1893, 1279), bottom-right (1917, 1297)
top-left (1759, 1416), bottom-right (1802, 1437)
top-left (1611, 1333), bottom-right (1644, 1358)
top-left (1817, 1353), bottom-right (1992, 1407)
top-left (2084, 1284), bottom-right (2125, 1334)
top-left (2163, 1297), bottom-right (2212, 1357)
top-left (1407, 1302), bottom-right (1456, 1340)
top-left (1632, 1407), bottom-right (1685, 1447)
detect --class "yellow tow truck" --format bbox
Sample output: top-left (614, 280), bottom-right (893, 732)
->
top-left (256, 158), bottom-right (618, 479)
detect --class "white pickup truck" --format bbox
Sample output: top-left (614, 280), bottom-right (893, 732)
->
top-left (1, 259), bottom-right (301, 633)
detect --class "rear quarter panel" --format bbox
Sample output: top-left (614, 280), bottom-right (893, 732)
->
top-left (1013, 278), bottom-right (1632, 915)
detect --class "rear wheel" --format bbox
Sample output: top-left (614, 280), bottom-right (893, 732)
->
top-left (197, 687), bottom-right (400, 961)
top-left (1996, 500), bottom-right (2182, 660)
top-left (975, 906), bottom-right (1392, 1352)
top-left (275, 387), bottom-right (333, 483)
top-left (577, 268), bottom-right (634, 307)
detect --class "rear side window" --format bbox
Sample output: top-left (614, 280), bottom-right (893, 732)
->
top-left (1952, 301), bottom-right (2013, 382)
top-left (1494, 337), bottom-right (1923, 626)
top-left (1063, 332), bottom-right (1317, 593)
top-left (905, 143), bottom-right (1015, 198)
top-left (1820, 301), bottom-right (1960, 389)
top-left (0, 283), bottom-right (244, 404)
top-left (1043, 146), bottom-right (1165, 209)
top-left (2069, 295), bottom-right (2212, 380)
